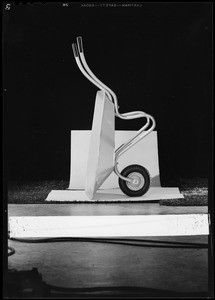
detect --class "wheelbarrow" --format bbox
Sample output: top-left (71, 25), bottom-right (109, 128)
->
top-left (72, 37), bottom-right (156, 199)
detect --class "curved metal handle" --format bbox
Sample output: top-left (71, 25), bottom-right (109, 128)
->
top-left (72, 39), bottom-right (113, 102)
top-left (74, 37), bottom-right (114, 103)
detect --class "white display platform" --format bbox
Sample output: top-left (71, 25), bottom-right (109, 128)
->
top-left (46, 187), bottom-right (184, 202)
top-left (9, 214), bottom-right (209, 238)
top-left (69, 130), bottom-right (161, 190)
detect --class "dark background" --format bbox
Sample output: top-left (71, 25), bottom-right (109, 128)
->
top-left (3, 2), bottom-right (212, 183)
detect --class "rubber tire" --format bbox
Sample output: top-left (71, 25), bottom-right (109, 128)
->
top-left (118, 164), bottom-right (150, 197)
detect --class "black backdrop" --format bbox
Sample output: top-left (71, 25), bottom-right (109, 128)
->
top-left (3, 2), bottom-right (212, 183)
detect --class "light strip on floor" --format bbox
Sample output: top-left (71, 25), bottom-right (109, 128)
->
top-left (9, 214), bottom-right (209, 238)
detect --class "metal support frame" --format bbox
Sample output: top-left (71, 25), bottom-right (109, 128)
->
top-left (72, 37), bottom-right (156, 183)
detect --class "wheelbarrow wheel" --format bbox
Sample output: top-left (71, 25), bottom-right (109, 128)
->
top-left (118, 164), bottom-right (150, 197)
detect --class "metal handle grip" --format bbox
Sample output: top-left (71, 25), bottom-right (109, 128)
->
top-left (77, 36), bottom-right (84, 53)
top-left (72, 43), bottom-right (79, 58)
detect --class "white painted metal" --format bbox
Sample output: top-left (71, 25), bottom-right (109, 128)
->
top-left (9, 214), bottom-right (209, 238)
top-left (85, 90), bottom-right (115, 199)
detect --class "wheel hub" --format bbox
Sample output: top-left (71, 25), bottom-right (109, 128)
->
top-left (126, 172), bottom-right (145, 191)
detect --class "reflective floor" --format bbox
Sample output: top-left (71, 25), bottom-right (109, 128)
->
top-left (8, 203), bottom-right (208, 295)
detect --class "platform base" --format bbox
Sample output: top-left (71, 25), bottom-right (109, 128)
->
top-left (45, 187), bottom-right (184, 202)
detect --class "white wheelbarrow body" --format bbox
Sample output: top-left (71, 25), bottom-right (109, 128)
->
top-left (85, 90), bottom-right (115, 199)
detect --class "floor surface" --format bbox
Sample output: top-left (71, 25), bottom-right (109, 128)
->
top-left (8, 203), bottom-right (209, 296)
